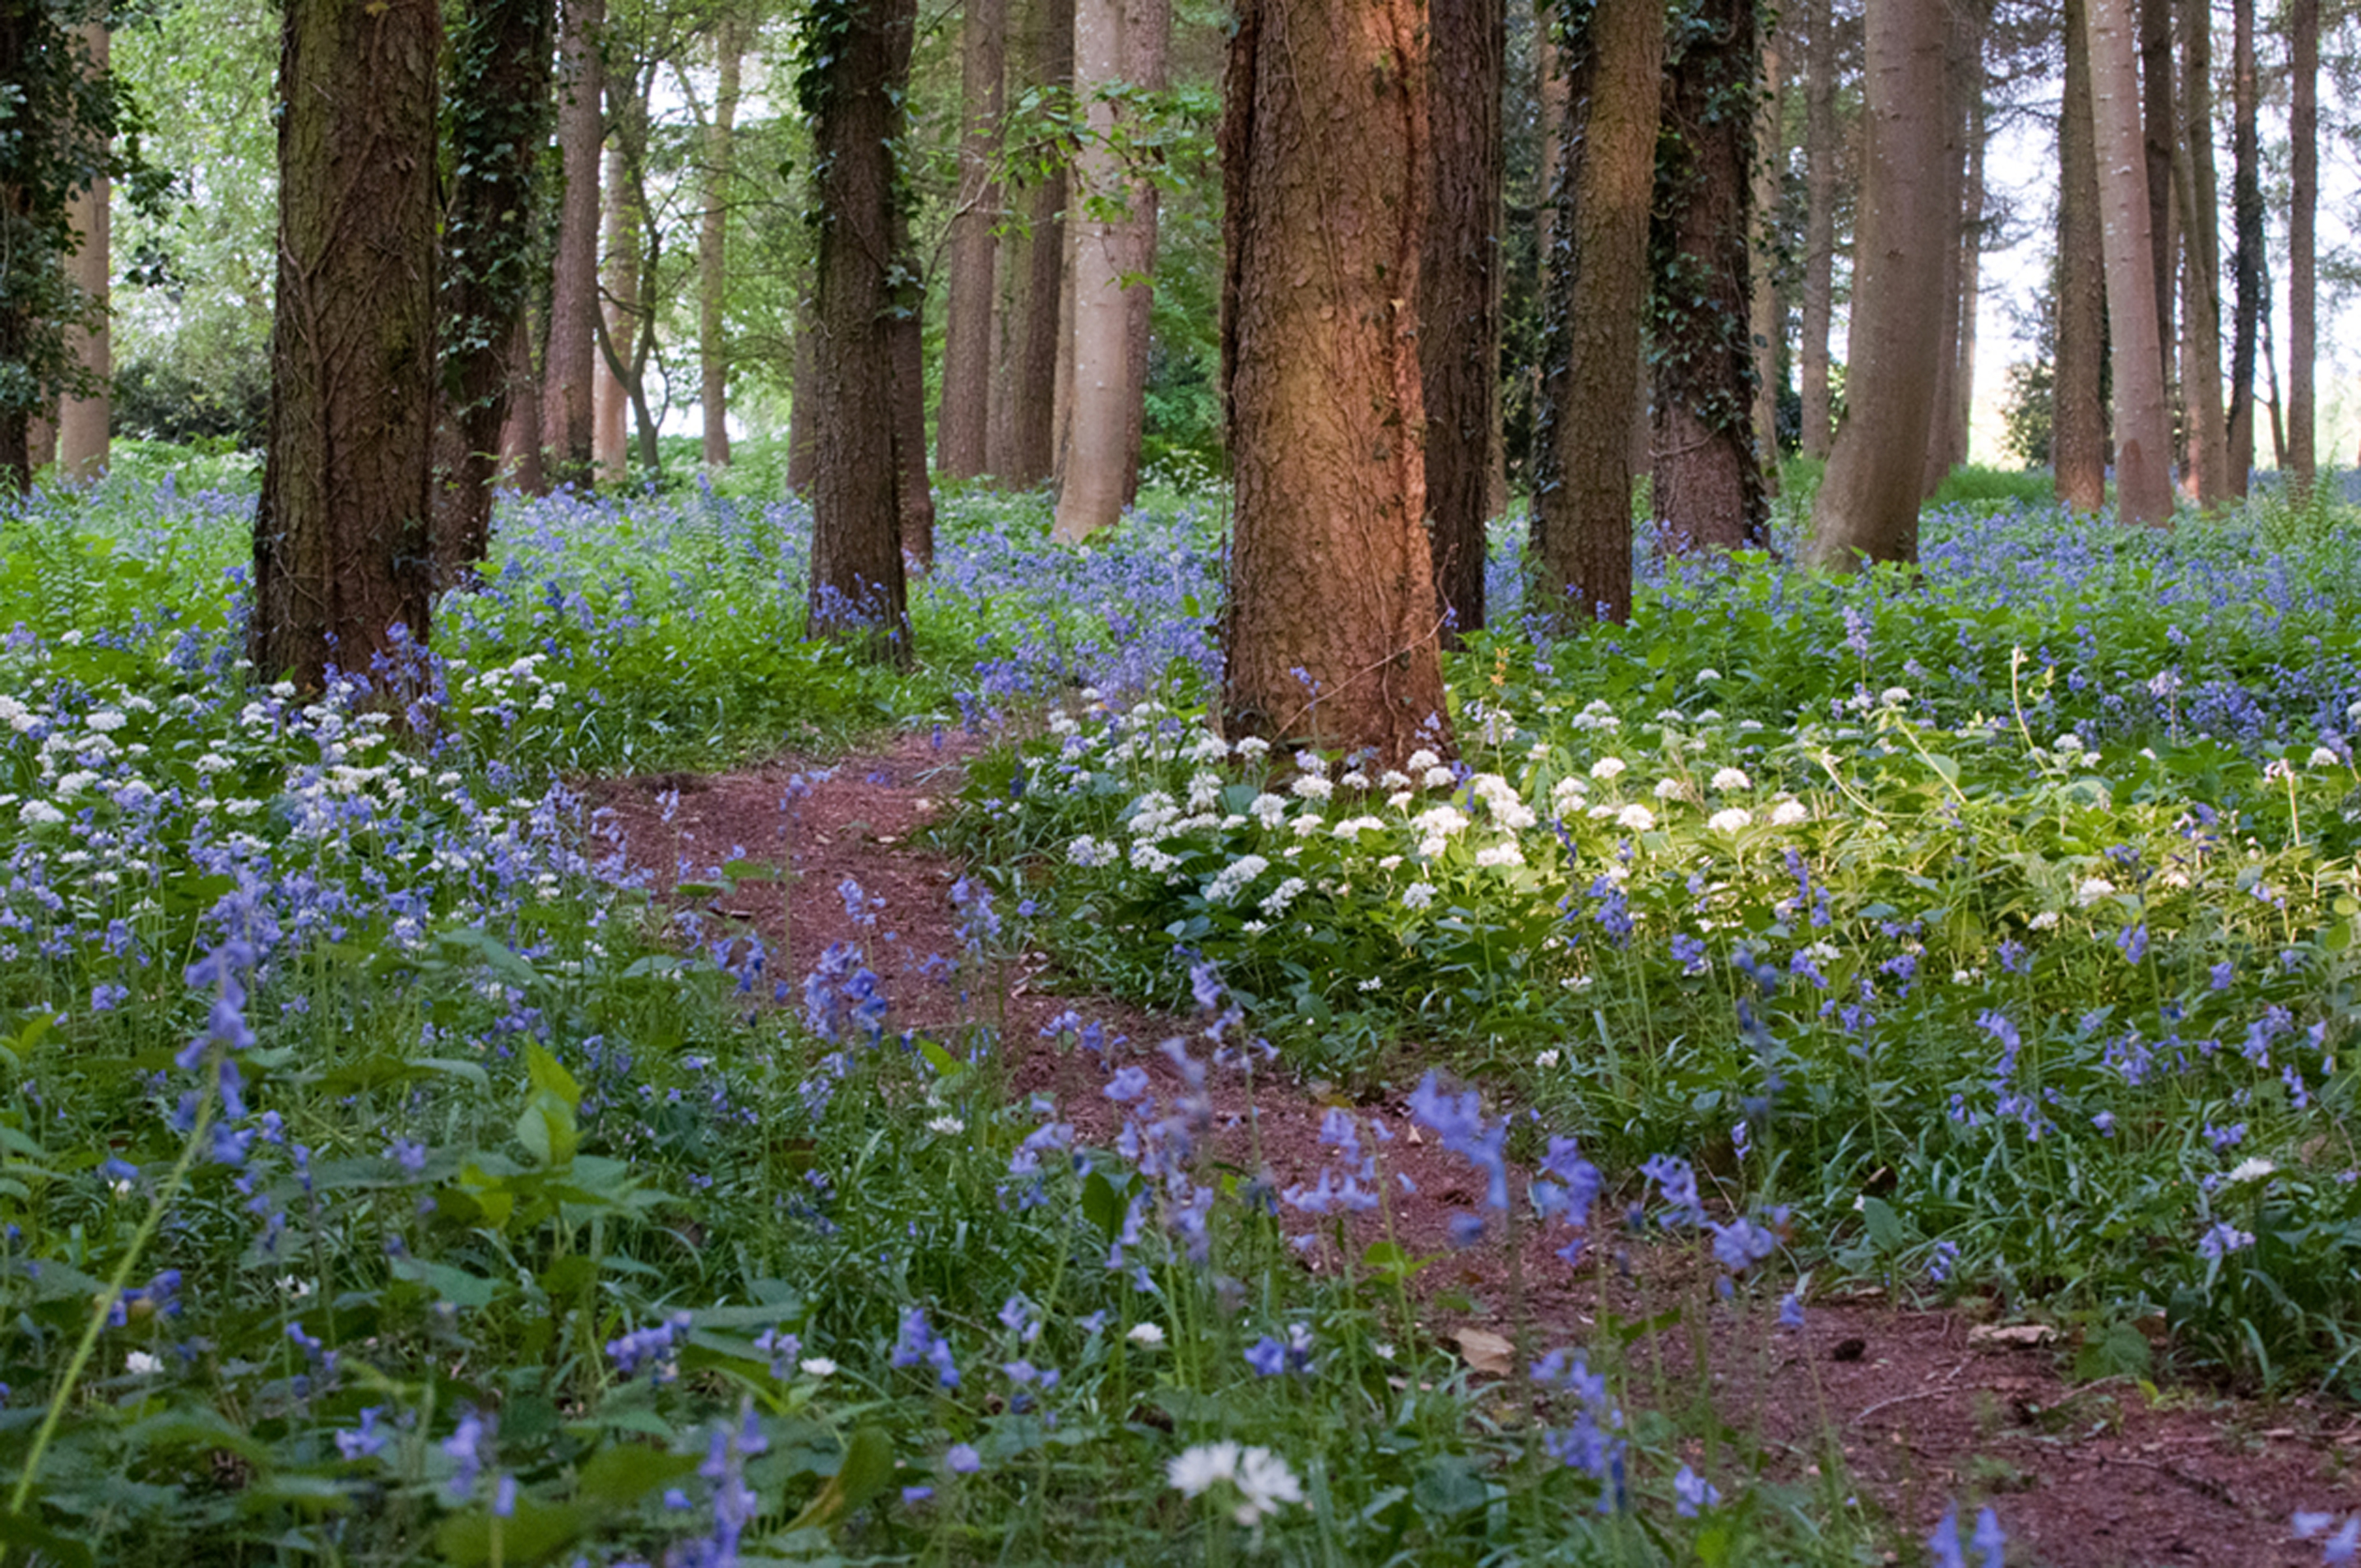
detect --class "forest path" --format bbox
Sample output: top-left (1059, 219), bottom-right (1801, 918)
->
top-left (585, 732), bottom-right (2354, 1567)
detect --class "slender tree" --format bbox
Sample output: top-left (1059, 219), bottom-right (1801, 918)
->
top-left (2289, 0), bottom-right (2316, 490)
top-left (1747, 26), bottom-right (1782, 484)
top-left (1802, 0), bottom-right (1946, 569)
top-left (1422, 0), bottom-right (1505, 640)
top-left (2173, 0), bottom-right (2227, 507)
top-left (1219, 0), bottom-right (1450, 762)
top-left (939, 0), bottom-right (1006, 480)
top-left (2137, 0), bottom-right (2175, 391)
top-left (802, 0), bottom-right (915, 660)
top-left (1798, 0), bottom-right (1838, 461)
top-left (1918, 8), bottom-right (1969, 498)
top-left (55, 21), bottom-right (108, 479)
top-left (2227, 0), bottom-right (2258, 488)
top-left (592, 138), bottom-right (635, 482)
top-left (1115, 0), bottom-right (1167, 508)
top-left (1005, 0), bottom-right (1072, 486)
top-left (542, 0), bottom-right (604, 484)
top-left (1530, 0), bottom-right (1663, 626)
top-left (252, 0), bottom-right (440, 687)
top-left (699, 14), bottom-right (747, 469)
top-left (2085, 0), bottom-right (2174, 524)
top-left (2054, 0), bottom-right (2108, 512)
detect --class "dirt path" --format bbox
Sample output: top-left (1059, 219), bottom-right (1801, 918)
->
top-left (586, 736), bottom-right (2359, 1566)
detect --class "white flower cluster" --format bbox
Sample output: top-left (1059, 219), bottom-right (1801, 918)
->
top-left (1167, 1442), bottom-right (1305, 1528)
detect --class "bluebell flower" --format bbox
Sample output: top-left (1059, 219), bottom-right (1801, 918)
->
top-left (335, 1405), bottom-right (390, 1460)
top-left (1673, 1464), bottom-right (1720, 1517)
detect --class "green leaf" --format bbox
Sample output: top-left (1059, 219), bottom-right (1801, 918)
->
top-left (523, 1042), bottom-right (581, 1110)
top-left (785, 1426), bottom-right (894, 1532)
top-left (0, 1510), bottom-right (96, 1567)
top-left (1858, 1196), bottom-right (1909, 1251)
top-left (391, 1255), bottom-right (503, 1310)
top-left (436, 1495), bottom-right (591, 1566)
top-left (574, 1445), bottom-right (700, 1509)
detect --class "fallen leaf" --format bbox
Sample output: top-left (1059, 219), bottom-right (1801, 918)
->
top-left (1453, 1328), bottom-right (1515, 1376)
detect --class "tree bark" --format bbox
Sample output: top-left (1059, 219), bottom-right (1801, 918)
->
top-left (2085, 0), bottom-right (2175, 524)
top-left (592, 139), bottom-right (634, 484)
top-left (1918, 41), bottom-right (1964, 499)
top-left (1950, 90), bottom-right (1982, 471)
top-left (497, 309), bottom-right (545, 493)
top-left (1116, 0), bottom-right (1167, 508)
top-left (1219, 0), bottom-right (1451, 763)
top-left (253, 0), bottom-right (439, 689)
top-left (1008, 0), bottom-right (1072, 487)
top-left (56, 21), bottom-right (108, 480)
top-left (805, 0), bottom-right (914, 661)
top-left (1798, 0), bottom-right (1836, 460)
top-left (1051, 0), bottom-right (1139, 541)
top-left (1530, 0), bottom-right (1663, 626)
top-left (1802, 0), bottom-right (1946, 570)
top-left (541, 0), bottom-right (603, 485)
top-left (699, 15), bottom-right (745, 469)
top-left (2288, 0), bottom-right (2316, 490)
top-left (2055, 0), bottom-right (2108, 513)
top-left (2174, 0), bottom-right (2227, 508)
top-left (432, 0), bottom-right (554, 586)
top-left (2226, 0), bottom-right (2258, 489)
top-left (1422, 0), bottom-right (1504, 641)
top-left (1650, 0), bottom-right (1767, 554)
top-left (893, 270), bottom-right (937, 564)
top-left (1748, 28), bottom-right (1782, 485)
top-left (939, 0), bottom-right (1005, 480)
top-left (2138, 0), bottom-right (2176, 394)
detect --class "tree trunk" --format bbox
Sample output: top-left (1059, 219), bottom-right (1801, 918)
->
top-left (253, 0), bottom-right (439, 689)
top-left (2138, 0), bottom-right (2176, 394)
top-left (1422, 0), bottom-right (1504, 642)
top-left (2055, 0), bottom-right (2108, 513)
top-left (805, 0), bottom-right (914, 661)
top-left (2174, 0), bottom-right (2227, 508)
top-left (1115, 0), bottom-right (1167, 508)
top-left (432, 0), bottom-right (554, 587)
top-left (1748, 28), bottom-right (1782, 485)
top-left (893, 287), bottom-right (937, 566)
top-left (1650, 0), bottom-right (1767, 554)
top-left (1008, 0), bottom-right (1072, 487)
top-left (939, 0), bottom-right (1005, 480)
top-left (541, 0), bottom-right (602, 485)
top-left (1219, 0), bottom-right (1451, 763)
top-left (700, 15), bottom-right (744, 469)
top-left (1918, 54), bottom-right (1964, 499)
top-left (1798, 0), bottom-right (1836, 460)
top-left (592, 139), bottom-right (634, 484)
top-left (1802, 0), bottom-right (1946, 570)
top-left (2085, 0), bottom-right (2175, 524)
top-left (1951, 91), bottom-right (1983, 471)
top-left (2227, 0), bottom-right (2257, 490)
top-left (1051, 0), bottom-right (1137, 541)
top-left (1530, 0), bottom-right (1663, 626)
top-left (56, 21), bottom-right (109, 480)
top-left (497, 309), bottom-right (545, 493)
top-left (2288, 0), bottom-right (2316, 490)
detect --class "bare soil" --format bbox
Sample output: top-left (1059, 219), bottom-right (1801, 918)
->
top-left (585, 735), bottom-right (2361, 1566)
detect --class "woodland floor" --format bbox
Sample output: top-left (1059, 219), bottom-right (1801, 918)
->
top-left (585, 732), bottom-right (2361, 1568)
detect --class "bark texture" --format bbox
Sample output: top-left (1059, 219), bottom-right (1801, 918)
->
top-left (699, 16), bottom-right (744, 469)
top-left (1802, 0), bottom-right (1946, 570)
top-left (1798, 0), bottom-right (1836, 459)
top-left (2288, 0), bottom-right (2316, 489)
top-left (1051, 0), bottom-right (1145, 541)
top-left (2054, 0), bottom-right (2108, 513)
top-left (1116, 0), bottom-right (1167, 508)
top-left (56, 22), bottom-right (107, 479)
top-left (2086, 0), bottom-right (2174, 524)
top-left (2227, 0), bottom-right (2258, 487)
top-left (2138, 0), bottom-right (2176, 392)
top-left (2173, 0), bottom-right (2227, 507)
top-left (1006, 0), bottom-right (1073, 487)
top-left (1748, 29), bottom-right (1782, 482)
top-left (1530, 0), bottom-right (1663, 627)
top-left (939, 0), bottom-right (1005, 480)
top-left (592, 139), bottom-right (634, 483)
top-left (1650, 0), bottom-right (1767, 553)
top-left (1219, 0), bottom-right (1450, 763)
top-left (253, 0), bottom-right (440, 689)
top-left (542, 0), bottom-right (603, 484)
top-left (1421, 0), bottom-right (1504, 641)
top-left (805, 0), bottom-right (914, 661)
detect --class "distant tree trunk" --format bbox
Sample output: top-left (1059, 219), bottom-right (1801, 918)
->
top-left (2138, 0), bottom-right (2176, 394)
top-left (1536, 0), bottom-right (1566, 270)
top-left (939, 0), bottom-right (1004, 480)
top-left (1008, 0), bottom-right (1072, 487)
top-left (1798, 0), bottom-right (1836, 460)
top-left (2261, 244), bottom-right (2286, 470)
top-left (433, 0), bottom-right (554, 586)
top-left (1650, 0), bottom-right (1767, 553)
top-left (592, 140), bottom-right (634, 484)
top-left (1220, 0), bottom-right (1451, 763)
top-left (56, 22), bottom-right (109, 479)
top-left (2288, 0), bottom-right (2316, 491)
top-left (1051, 0), bottom-right (1143, 541)
top-left (805, 0), bottom-right (914, 661)
top-left (2085, 0), bottom-right (2174, 524)
top-left (1421, 0), bottom-right (1503, 642)
top-left (893, 270), bottom-right (937, 564)
top-left (700, 15), bottom-right (745, 469)
top-left (1918, 42), bottom-right (1965, 499)
top-left (542, 0), bottom-right (602, 485)
top-left (786, 313), bottom-right (817, 492)
top-left (253, 0), bottom-right (439, 689)
top-left (1803, 0), bottom-right (1946, 570)
top-left (1116, 0), bottom-right (1167, 508)
top-left (1748, 28), bottom-right (1782, 489)
top-left (497, 310), bottom-right (545, 493)
top-left (1950, 92), bottom-right (1983, 470)
top-left (2174, 0), bottom-right (2227, 508)
top-left (1530, 0), bottom-right (1663, 626)
top-left (2226, 0), bottom-right (2258, 489)
top-left (2055, 0), bottom-right (2108, 513)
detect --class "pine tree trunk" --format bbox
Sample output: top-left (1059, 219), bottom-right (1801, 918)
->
top-left (2226, 0), bottom-right (2257, 489)
top-left (939, 0), bottom-right (1004, 480)
top-left (805, 0), bottom-right (914, 661)
top-left (1219, 0), bottom-right (1450, 763)
top-left (1798, 0), bottom-right (1836, 460)
top-left (1530, 0), bottom-right (1663, 626)
top-left (542, 0), bottom-right (602, 484)
top-left (498, 310), bottom-right (545, 493)
top-left (1650, 0), bottom-right (1766, 553)
top-left (893, 262), bottom-right (937, 564)
top-left (1918, 67), bottom-right (1964, 499)
top-left (2138, 0), bottom-right (2176, 393)
top-left (432, 0), bottom-right (554, 586)
top-left (700, 16), bottom-right (744, 469)
top-left (2085, 0), bottom-right (2175, 524)
top-left (1748, 30), bottom-right (1782, 485)
top-left (593, 140), bottom-right (634, 484)
top-left (1051, 0), bottom-right (1135, 541)
top-left (253, 0), bottom-right (439, 689)
top-left (1421, 0), bottom-right (1503, 642)
top-left (1802, 0), bottom-right (1947, 570)
top-left (1116, 0), bottom-right (1167, 509)
top-left (56, 22), bottom-right (109, 479)
top-left (2288, 0), bottom-right (2316, 490)
top-left (2174, 0), bottom-right (2227, 508)
top-left (1009, 0), bottom-right (1072, 487)
top-left (2055, 0), bottom-right (2108, 512)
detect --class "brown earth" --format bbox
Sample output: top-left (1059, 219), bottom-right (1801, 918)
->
top-left (584, 734), bottom-right (2361, 1567)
